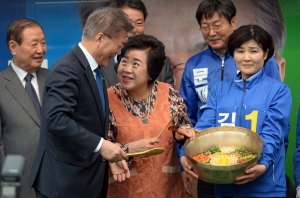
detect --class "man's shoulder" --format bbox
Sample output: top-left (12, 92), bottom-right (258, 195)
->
top-left (264, 56), bottom-right (279, 71)
top-left (186, 48), bottom-right (214, 68)
top-left (0, 67), bottom-right (8, 77)
top-left (192, 47), bottom-right (211, 57)
top-left (0, 64), bottom-right (11, 72)
top-left (0, 70), bottom-right (7, 85)
top-left (52, 48), bottom-right (82, 69)
top-left (38, 67), bottom-right (49, 73)
top-left (267, 55), bottom-right (277, 62)
top-left (0, 65), bottom-right (14, 80)
top-left (164, 56), bottom-right (171, 66)
top-left (58, 48), bottom-right (78, 62)
top-left (36, 67), bottom-right (49, 80)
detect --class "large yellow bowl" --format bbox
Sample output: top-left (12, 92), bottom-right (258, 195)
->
top-left (184, 126), bottom-right (263, 184)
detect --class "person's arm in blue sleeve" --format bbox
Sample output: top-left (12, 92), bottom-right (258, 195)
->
top-left (258, 84), bottom-right (291, 170)
top-left (264, 57), bottom-right (290, 154)
top-left (180, 61), bottom-right (199, 126)
top-left (180, 85), bottom-right (218, 177)
top-left (263, 56), bottom-right (281, 81)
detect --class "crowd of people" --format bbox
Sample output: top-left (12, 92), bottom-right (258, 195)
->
top-left (0, 0), bottom-right (299, 198)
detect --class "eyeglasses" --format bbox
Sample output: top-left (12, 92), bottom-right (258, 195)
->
top-left (200, 24), bottom-right (224, 33)
top-left (103, 33), bottom-right (124, 51)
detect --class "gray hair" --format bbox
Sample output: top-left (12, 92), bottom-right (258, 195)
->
top-left (83, 7), bottom-right (133, 39)
top-left (249, 0), bottom-right (285, 56)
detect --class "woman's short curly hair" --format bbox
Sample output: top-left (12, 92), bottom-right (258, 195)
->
top-left (117, 34), bottom-right (166, 85)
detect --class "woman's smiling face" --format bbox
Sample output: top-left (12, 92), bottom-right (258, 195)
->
top-left (118, 49), bottom-right (150, 93)
top-left (233, 39), bottom-right (268, 79)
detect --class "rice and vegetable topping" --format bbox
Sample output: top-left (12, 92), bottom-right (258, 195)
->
top-left (193, 147), bottom-right (257, 166)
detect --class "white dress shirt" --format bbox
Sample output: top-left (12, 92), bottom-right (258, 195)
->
top-left (78, 42), bottom-right (104, 153)
top-left (11, 61), bottom-right (41, 102)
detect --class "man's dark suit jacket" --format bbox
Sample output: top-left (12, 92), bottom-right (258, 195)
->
top-left (0, 65), bottom-right (48, 198)
top-left (29, 45), bottom-right (109, 198)
top-left (102, 56), bottom-right (174, 87)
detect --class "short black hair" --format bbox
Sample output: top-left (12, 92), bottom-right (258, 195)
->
top-left (118, 34), bottom-right (165, 85)
top-left (109, 0), bottom-right (148, 21)
top-left (227, 24), bottom-right (274, 65)
top-left (196, 0), bottom-right (236, 25)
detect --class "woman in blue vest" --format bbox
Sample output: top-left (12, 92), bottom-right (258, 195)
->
top-left (182, 24), bottom-right (292, 197)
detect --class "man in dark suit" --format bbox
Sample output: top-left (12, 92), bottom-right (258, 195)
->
top-left (0, 18), bottom-right (48, 198)
top-left (28, 8), bottom-right (134, 198)
top-left (77, 0), bottom-right (174, 87)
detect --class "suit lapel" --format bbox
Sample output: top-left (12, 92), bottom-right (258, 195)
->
top-left (100, 73), bottom-right (109, 137)
top-left (72, 46), bottom-right (107, 129)
top-left (4, 65), bottom-right (41, 126)
top-left (100, 68), bottom-right (109, 136)
top-left (36, 68), bottom-right (48, 104)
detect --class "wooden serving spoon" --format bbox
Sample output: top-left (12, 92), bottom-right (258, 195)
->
top-left (127, 147), bottom-right (165, 157)
top-left (156, 110), bottom-right (178, 139)
top-left (167, 125), bottom-right (178, 131)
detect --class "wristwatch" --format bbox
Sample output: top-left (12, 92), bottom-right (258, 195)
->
top-left (121, 143), bottom-right (129, 153)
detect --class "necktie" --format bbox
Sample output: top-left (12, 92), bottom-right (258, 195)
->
top-left (94, 67), bottom-right (106, 113)
top-left (24, 74), bottom-right (41, 120)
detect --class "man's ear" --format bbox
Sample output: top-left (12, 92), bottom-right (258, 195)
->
top-left (231, 16), bottom-right (237, 30)
top-left (95, 32), bottom-right (104, 43)
top-left (8, 40), bottom-right (17, 55)
top-left (276, 57), bottom-right (286, 82)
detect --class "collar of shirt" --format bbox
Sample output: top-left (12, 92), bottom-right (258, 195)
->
top-left (10, 60), bottom-right (40, 101)
top-left (78, 42), bottom-right (98, 79)
top-left (78, 43), bottom-right (105, 151)
top-left (212, 48), bottom-right (226, 62)
top-left (11, 61), bottom-right (38, 84)
top-left (114, 54), bottom-right (118, 63)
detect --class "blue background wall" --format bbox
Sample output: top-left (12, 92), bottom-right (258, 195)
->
top-left (0, 0), bottom-right (26, 70)
top-left (0, 0), bottom-right (82, 71)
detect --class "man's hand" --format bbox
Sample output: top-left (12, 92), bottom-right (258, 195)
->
top-left (175, 125), bottom-right (200, 142)
top-left (99, 140), bottom-right (127, 163)
top-left (109, 160), bottom-right (130, 182)
top-left (180, 156), bottom-right (198, 179)
top-left (127, 137), bottom-right (159, 153)
top-left (235, 163), bottom-right (266, 184)
top-left (181, 171), bottom-right (195, 197)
